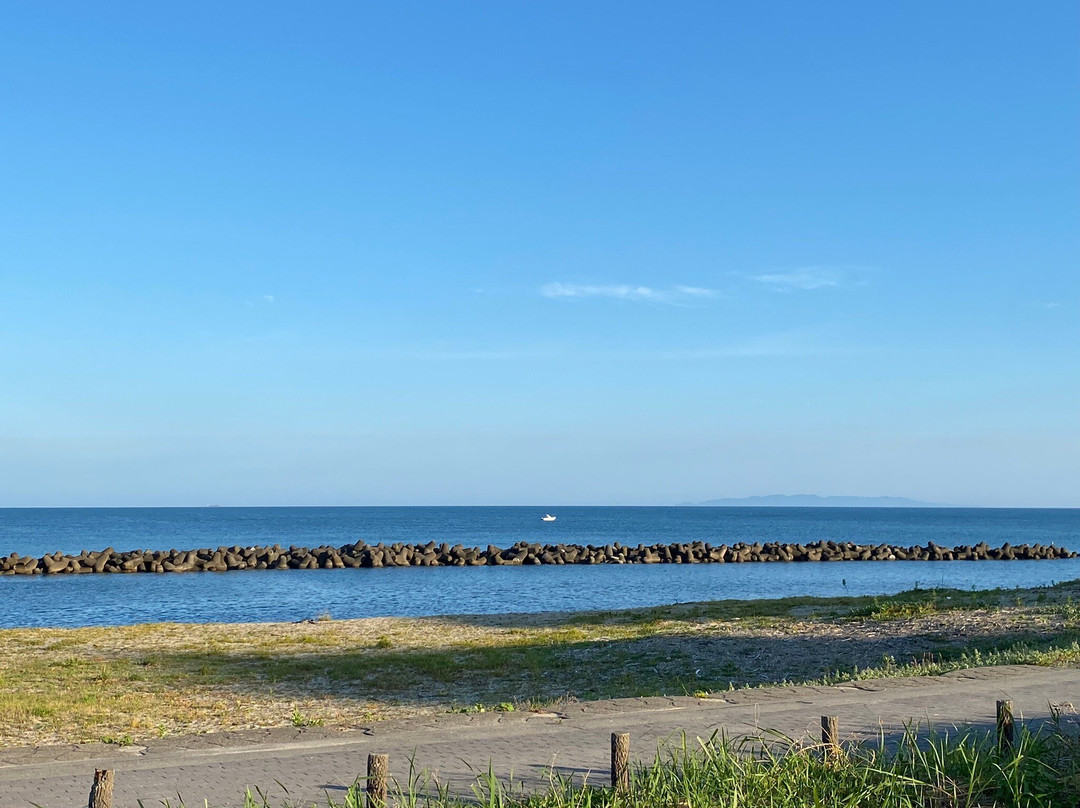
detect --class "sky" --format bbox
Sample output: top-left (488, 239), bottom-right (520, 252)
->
top-left (1, 1), bottom-right (1077, 507)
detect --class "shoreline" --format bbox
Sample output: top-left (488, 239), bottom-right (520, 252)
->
top-left (1, 579), bottom-right (1077, 748)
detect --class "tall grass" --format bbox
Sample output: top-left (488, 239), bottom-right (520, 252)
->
top-left (221, 719), bottom-right (1079, 808)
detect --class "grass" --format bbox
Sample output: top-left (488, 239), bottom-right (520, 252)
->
top-left (196, 720), bottom-right (1080, 807)
top-left (1, 580), bottom-right (1079, 747)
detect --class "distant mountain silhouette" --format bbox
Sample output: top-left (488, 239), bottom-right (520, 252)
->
top-left (692, 494), bottom-right (948, 507)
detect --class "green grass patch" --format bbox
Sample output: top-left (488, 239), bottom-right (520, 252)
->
top-left (199, 721), bottom-right (1080, 808)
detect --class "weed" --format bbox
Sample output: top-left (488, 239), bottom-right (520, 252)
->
top-left (163, 721), bottom-right (1080, 807)
top-left (289, 709), bottom-right (324, 727)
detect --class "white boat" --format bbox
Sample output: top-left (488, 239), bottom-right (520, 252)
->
top-left (541, 514), bottom-right (557, 522)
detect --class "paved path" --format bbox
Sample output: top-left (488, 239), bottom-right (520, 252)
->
top-left (0, 665), bottom-right (1076, 807)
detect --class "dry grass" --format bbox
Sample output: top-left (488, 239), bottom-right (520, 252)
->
top-left (2, 581), bottom-right (1079, 748)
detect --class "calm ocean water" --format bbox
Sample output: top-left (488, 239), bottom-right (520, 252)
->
top-left (1, 506), bottom-right (1078, 628)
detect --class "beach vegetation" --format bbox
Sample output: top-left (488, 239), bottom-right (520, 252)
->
top-left (290, 709), bottom-right (324, 727)
top-left (1, 580), bottom-right (1078, 747)
top-left (165, 721), bottom-right (1080, 807)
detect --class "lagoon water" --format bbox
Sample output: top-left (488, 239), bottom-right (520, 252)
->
top-left (1, 507), bottom-right (1078, 628)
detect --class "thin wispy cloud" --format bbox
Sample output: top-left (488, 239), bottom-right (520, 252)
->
top-left (541, 282), bottom-right (720, 304)
top-left (672, 285), bottom-right (718, 297)
top-left (750, 267), bottom-right (843, 291)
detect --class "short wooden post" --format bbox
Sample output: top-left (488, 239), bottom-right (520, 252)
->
top-left (88, 769), bottom-right (115, 808)
top-left (611, 732), bottom-right (630, 791)
top-left (821, 715), bottom-right (839, 760)
top-left (366, 753), bottom-right (388, 808)
top-left (997, 700), bottom-right (1014, 752)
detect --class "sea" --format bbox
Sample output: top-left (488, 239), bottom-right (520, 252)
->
top-left (0, 506), bottom-right (1077, 628)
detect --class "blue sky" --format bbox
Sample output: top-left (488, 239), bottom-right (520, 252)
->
top-left (1, 1), bottom-right (1077, 506)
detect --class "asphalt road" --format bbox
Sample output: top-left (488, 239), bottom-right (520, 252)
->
top-left (0, 665), bottom-right (1076, 807)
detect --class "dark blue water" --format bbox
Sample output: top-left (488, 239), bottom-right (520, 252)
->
top-left (1, 507), bottom-right (1077, 628)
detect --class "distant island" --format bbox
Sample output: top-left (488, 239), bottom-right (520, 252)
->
top-left (692, 495), bottom-right (948, 508)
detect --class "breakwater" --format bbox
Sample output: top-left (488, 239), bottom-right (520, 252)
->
top-left (2, 539), bottom-right (1074, 575)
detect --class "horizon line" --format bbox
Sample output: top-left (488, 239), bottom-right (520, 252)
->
top-left (2, 503), bottom-right (1079, 510)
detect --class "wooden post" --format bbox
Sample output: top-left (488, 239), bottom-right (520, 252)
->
top-left (88, 769), bottom-right (115, 808)
top-left (366, 753), bottom-right (388, 808)
top-left (997, 700), bottom-right (1014, 752)
top-left (611, 732), bottom-right (630, 791)
top-left (821, 715), bottom-right (839, 760)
